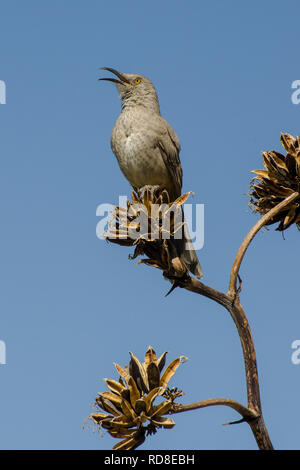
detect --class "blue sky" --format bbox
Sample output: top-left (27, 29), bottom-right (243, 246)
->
top-left (0, 0), bottom-right (300, 450)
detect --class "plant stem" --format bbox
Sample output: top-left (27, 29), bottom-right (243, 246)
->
top-left (172, 398), bottom-right (259, 421)
top-left (228, 192), bottom-right (299, 295)
top-left (179, 277), bottom-right (273, 449)
top-left (174, 195), bottom-right (300, 449)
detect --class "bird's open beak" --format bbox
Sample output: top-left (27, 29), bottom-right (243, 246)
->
top-left (99, 67), bottom-right (131, 85)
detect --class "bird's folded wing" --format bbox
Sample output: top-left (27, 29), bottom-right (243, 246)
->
top-left (156, 119), bottom-right (183, 199)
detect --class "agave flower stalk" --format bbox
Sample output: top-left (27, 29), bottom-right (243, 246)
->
top-left (92, 133), bottom-right (300, 450)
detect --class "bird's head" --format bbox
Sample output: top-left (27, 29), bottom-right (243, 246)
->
top-left (99, 67), bottom-right (160, 113)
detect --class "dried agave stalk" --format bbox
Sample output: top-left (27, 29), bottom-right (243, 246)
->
top-left (88, 346), bottom-right (186, 450)
top-left (105, 188), bottom-right (192, 279)
top-left (249, 133), bottom-right (300, 231)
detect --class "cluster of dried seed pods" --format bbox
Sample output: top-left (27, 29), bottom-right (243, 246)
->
top-left (249, 133), bottom-right (300, 231)
top-left (106, 188), bottom-right (191, 278)
top-left (88, 346), bottom-right (186, 450)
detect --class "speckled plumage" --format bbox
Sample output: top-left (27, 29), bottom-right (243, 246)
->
top-left (102, 70), bottom-right (202, 279)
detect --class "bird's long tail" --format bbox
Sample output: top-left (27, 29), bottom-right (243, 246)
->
top-left (181, 221), bottom-right (203, 279)
top-left (173, 208), bottom-right (203, 279)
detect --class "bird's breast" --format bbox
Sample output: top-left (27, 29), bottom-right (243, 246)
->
top-left (111, 113), bottom-right (170, 190)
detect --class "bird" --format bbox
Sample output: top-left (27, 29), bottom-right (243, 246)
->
top-left (99, 67), bottom-right (203, 279)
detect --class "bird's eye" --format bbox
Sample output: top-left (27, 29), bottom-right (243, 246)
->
top-left (134, 78), bottom-right (141, 84)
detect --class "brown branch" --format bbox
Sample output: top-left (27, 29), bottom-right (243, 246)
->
top-left (172, 398), bottom-right (259, 422)
top-left (172, 398), bottom-right (272, 448)
top-left (178, 276), bottom-right (273, 448)
top-left (180, 277), bottom-right (262, 408)
top-left (228, 192), bottom-right (299, 296)
top-left (173, 194), bottom-right (300, 448)
top-left (109, 189), bottom-right (298, 449)
top-left (180, 277), bottom-right (230, 308)
top-left (173, 197), bottom-right (300, 449)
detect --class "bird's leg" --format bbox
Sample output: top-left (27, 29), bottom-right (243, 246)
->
top-left (138, 185), bottom-right (161, 201)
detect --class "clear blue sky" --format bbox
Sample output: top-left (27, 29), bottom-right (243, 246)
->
top-left (0, 0), bottom-right (299, 450)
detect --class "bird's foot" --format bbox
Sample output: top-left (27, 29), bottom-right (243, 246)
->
top-left (138, 185), bottom-right (161, 201)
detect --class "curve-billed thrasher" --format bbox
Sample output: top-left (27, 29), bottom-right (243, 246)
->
top-left (100, 67), bottom-right (202, 279)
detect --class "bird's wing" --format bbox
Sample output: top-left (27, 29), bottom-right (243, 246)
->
top-left (156, 118), bottom-right (183, 199)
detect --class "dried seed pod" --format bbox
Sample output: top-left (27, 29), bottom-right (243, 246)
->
top-left (147, 362), bottom-right (161, 390)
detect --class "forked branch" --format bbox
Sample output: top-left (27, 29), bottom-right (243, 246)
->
top-left (175, 193), bottom-right (299, 449)
top-left (228, 192), bottom-right (299, 296)
top-left (94, 133), bottom-right (300, 450)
